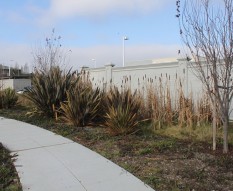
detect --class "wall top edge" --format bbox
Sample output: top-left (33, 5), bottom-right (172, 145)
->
top-left (114, 62), bottom-right (179, 70)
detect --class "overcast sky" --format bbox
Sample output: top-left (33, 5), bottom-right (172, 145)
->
top-left (0, 0), bottom-right (183, 71)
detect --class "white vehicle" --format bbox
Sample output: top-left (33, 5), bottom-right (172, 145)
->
top-left (16, 86), bottom-right (30, 94)
top-left (16, 89), bottom-right (26, 94)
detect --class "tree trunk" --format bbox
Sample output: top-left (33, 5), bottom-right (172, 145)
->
top-left (212, 112), bottom-right (217, 151)
top-left (212, 96), bottom-right (217, 151)
top-left (223, 119), bottom-right (229, 153)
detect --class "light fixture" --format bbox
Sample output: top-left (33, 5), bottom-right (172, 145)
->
top-left (123, 36), bottom-right (129, 67)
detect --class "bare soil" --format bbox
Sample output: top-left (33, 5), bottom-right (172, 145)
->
top-left (72, 127), bottom-right (233, 191)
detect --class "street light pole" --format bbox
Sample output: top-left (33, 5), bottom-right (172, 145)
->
top-left (122, 36), bottom-right (128, 67)
top-left (92, 59), bottom-right (96, 68)
top-left (8, 60), bottom-right (14, 77)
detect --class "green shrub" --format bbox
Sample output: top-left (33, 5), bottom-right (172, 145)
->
top-left (60, 80), bottom-right (103, 127)
top-left (0, 88), bottom-right (18, 109)
top-left (0, 143), bottom-right (21, 191)
top-left (104, 87), bottom-right (142, 135)
top-left (24, 66), bottom-right (76, 117)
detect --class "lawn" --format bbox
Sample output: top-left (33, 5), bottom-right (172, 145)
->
top-left (0, 105), bottom-right (233, 191)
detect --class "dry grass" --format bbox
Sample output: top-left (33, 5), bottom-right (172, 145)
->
top-left (142, 74), bottom-right (213, 131)
top-left (17, 94), bottom-right (32, 107)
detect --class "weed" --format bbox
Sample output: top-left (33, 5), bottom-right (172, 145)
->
top-left (144, 176), bottom-right (162, 188)
top-left (180, 166), bottom-right (207, 182)
top-left (137, 148), bottom-right (153, 155)
top-left (215, 155), bottom-right (233, 169)
top-left (0, 144), bottom-right (22, 191)
top-left (153, 139), bottom-right (177, 152)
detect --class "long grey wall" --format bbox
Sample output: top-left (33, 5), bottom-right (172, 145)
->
top-left (84, 58), bottom-right (205, 98)
top-left (0, 79), bottom-right (31, 91)
top-left (82, 58), bottom-right (233, 119)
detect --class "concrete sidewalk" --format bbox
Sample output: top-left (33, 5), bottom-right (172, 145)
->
top-left (0, 117), bottom-right (155, 191)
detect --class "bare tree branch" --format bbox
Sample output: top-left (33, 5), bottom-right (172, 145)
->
top-left (32, 29), bottom-right (66, 73)
top-left (177, 0), bottom-right (233, 153)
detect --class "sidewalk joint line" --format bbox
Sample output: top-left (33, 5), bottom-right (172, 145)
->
top-left (46, 150), bottom-right (88, 191)
top-left (11, 142), bottom-right (74, 152)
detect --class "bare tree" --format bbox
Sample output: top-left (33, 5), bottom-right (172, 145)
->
top-left (33, 29), bottom-right (66, 73)
top-left (177, 0), bottom-right (233, 153)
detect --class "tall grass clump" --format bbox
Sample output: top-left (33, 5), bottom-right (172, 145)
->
top-left (103, 87), bottom-right (142, 135)
top-left (146, 75), bottom-right (173, 129)
top-left (143, 73), bottom-right (212, 130)
top-left (25, 66), bottom-right (76, 117)
top-left (0, 88), bottom-right (18, 109)
top-left (60, 77), bottom-right (103, 127)
top-left (196, 95), bottom-right (213, 126)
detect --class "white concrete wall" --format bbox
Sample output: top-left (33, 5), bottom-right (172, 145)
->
top-left (85, 59), bottom-right (189, 96)
top-left (111, 62), bottom-right (180, 93)
top-left (13, 79), bottom-right (31, 91)
top-left (86, 67), bottom-right (107, 90)
top-left (83, 59), bottom-right (233, 119)
top-left (0, 79), bottom-right (31, 91)
top-left (0, 79), bottom-right (14, 90)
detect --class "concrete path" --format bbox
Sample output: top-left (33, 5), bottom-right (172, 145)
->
top-left (0, 117), bottom-right (155, 191)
